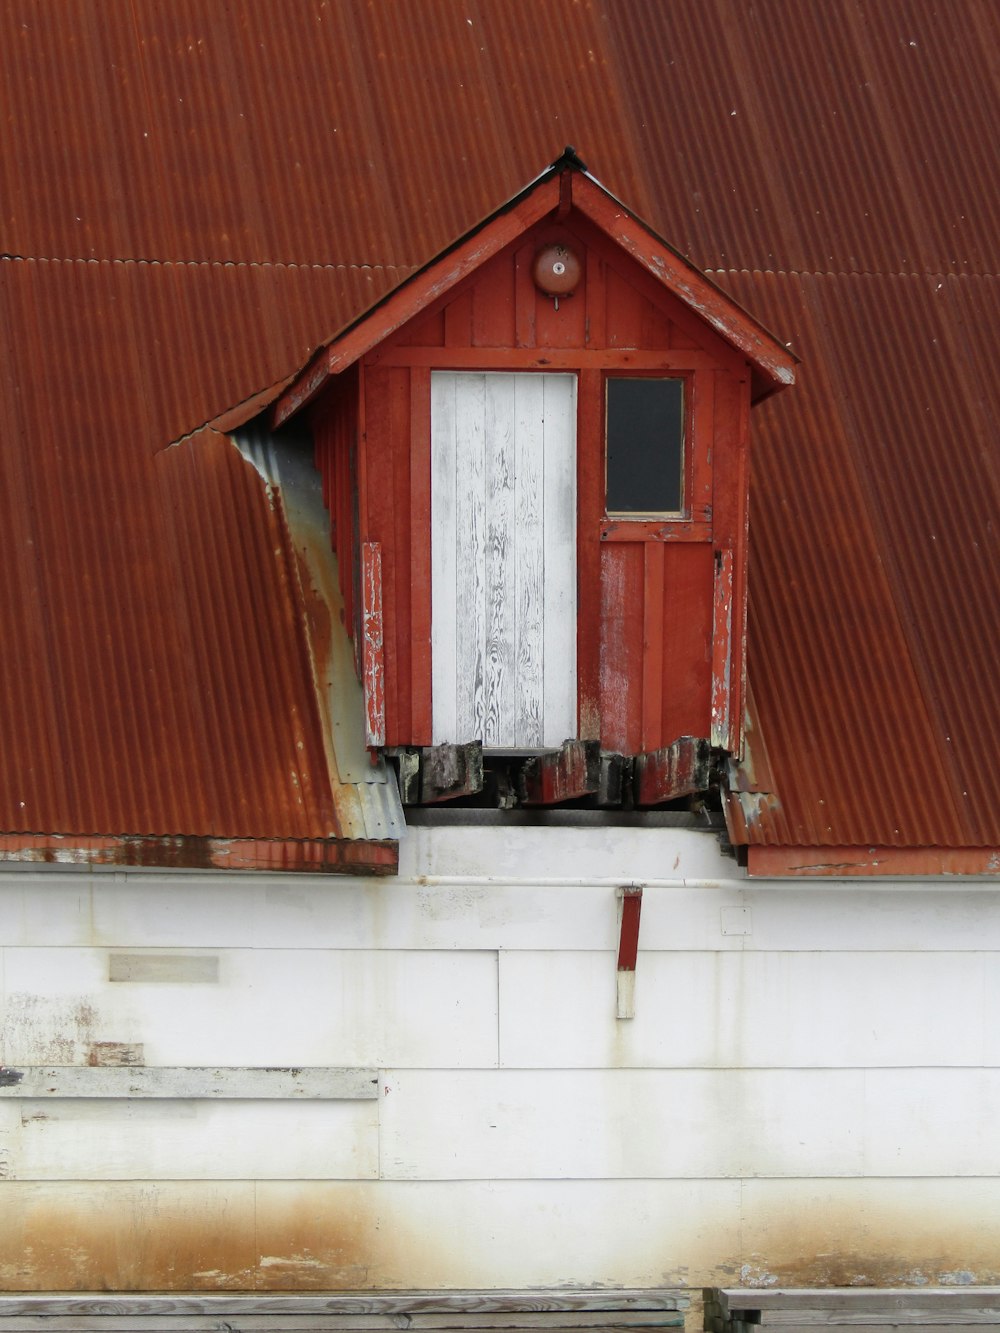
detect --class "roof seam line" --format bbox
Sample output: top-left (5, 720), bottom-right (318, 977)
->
top-left (2, 254), bottom-right (992, 280)
top-left (0, 253), bottom-right (413, 272)
top-left (706, 267), bottom-right (998, 280)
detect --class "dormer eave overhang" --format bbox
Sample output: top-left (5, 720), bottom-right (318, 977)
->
top-left (272, 149), bottom-right (797, 429)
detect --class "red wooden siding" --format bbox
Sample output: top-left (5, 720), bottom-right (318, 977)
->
top-left (362, 364), bottom-right (413, 746)
top-left (311, 373), bottom-right (360, 662)
top-left (316, 207), bottom-right (751, 763)
top-left (361, 541), bottom-right (386, 747)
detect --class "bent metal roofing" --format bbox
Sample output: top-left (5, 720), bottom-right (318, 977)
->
top-left (0, 0), bottom-right (997, 873)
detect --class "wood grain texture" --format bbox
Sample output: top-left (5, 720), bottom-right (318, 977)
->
top-left (484, 374), bottom-right (516, 745)
top-left (409, 370), bottom-right (433, 743)
top-left (0, 1290), bottom-right (687, 1318)
top-left (430, 372), bottom-right (459, 743)
top-left (541, 374), bottom-right (578, 745)
top-left (454, 373), bottom-right (489, 742)
top-left (513, 375), bottom-right (544, 744)
top-left (0, 1321), bottom-right (685, 1332)
top-left (0, 1317), bottom-right (688, 1327)
top-left (718, 1288), bottom-right (1000, 1316)
top-left (432, 373), bottom-right (576, 748)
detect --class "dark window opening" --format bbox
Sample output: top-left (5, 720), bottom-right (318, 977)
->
top-left (605, 377), bottom-right (684, 515)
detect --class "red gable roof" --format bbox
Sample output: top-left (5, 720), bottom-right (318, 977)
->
top-left (271, 152), bottom-right (796, 428)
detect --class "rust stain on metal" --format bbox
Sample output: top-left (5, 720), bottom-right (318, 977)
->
top-left (717, 269), bottom-right (1000, 859)
top-left (0, 834), bottom-right (397, 875)
top-left (747, 845), bottom-right (1000, 879)
top-left (0, 2), bottom-right (995, 862)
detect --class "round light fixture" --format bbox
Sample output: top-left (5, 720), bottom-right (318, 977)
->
top-left (532, 243), bottom-right (581, 297)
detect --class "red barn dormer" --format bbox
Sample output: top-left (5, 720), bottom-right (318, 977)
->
top-left (274, 151), bottom-right (796, 806)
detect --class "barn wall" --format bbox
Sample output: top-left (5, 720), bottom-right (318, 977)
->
top-left (1, 831), bottom-right (997, 1293)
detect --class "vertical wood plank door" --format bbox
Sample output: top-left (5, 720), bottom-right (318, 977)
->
top-left (431, 372), bottom-right (577, 748)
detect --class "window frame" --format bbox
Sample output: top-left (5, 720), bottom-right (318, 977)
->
top-left (602, 371), bottom-right (692, 521)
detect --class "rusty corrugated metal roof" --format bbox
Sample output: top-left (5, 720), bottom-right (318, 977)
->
top-left (0, 0), bottom-right (997, 864)
top-left (716, 269), bottom-right (1000, 851)
top-left (0, 257), bottom-right (405, 863)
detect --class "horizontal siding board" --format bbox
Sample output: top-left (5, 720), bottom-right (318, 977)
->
top-left (377, 1069), bottom-right (866, 1180)
top-left (8, 860), bottom-right (1000, 956)
top-left (498, 951), bottom-right (990, 1069)
top-left (861, 1069), bottom-right (1000, 1176)
top-left (381, 1068), bottom-right (1000, 1181)
top-left (0, 1099), bottom-right (377, 1181)
top-left (0, 948), bottom-right (498, 1068)
top-left (721, 1291), bottom-right (1000, 1310)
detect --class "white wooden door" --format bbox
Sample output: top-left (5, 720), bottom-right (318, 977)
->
top-left (431, 371), bottom-right (577, 748)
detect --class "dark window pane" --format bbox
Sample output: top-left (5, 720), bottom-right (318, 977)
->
top-left (605, 377), bottom-right (684, 514)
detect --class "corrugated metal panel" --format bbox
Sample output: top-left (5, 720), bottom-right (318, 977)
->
top-left (606, 0), bottom-right (999, 276)
top-left (6, 0), bottom-right (991, 279)
top-left (0, 0), bottom-right (997, 856)
top-left (0, 258), bottom-right (404, 848)
top-left (231, 423), bottom-right (406, 845)
top-left (0, 0), bottom-right (648, 268)
top-left (716, 270), bottom-right (1000, 848)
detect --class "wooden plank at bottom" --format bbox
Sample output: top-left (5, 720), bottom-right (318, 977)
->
top-left (748, 1325), bottom-right (993, 1333)
top-left (719, 1290), bottom-right (1000, 1313)
top-left (0, 1321), bottom-right (685, 1332)
top-left (0, 1292), bottom-right (688, 1318)
top-left (761, 1319), bottom-right (1000, 1328)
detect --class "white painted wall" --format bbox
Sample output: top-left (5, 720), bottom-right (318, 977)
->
top-left (1, 825), bottom-right (999, 1292)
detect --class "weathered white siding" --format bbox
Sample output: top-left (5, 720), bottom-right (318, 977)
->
top-left (0, 827), bottom-right (999, 1293)
top-left (431, 372), bottom-right (577, 747)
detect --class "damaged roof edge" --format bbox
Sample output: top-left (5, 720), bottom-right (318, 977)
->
top-left (745, 845), bottom-right (1000, 879)
top-left (232, 420), bottom-right (408, 847)
top-left (0, 834), bottom-right (399, 875)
